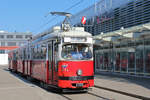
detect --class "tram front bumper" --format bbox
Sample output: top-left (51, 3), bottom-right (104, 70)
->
top-left (58, 76), bottom-right (94, 89)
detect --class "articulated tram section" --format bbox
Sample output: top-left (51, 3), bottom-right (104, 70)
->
top-left (93, 22), bottom-right (150, 77)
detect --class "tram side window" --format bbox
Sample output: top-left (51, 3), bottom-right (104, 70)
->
top-left (37, 44), bottom-right (46, 60)
top-left (20, 49), bottom-right (23, 60)
top-left (41, 44), bottom-right (46, 59)
top-left (32, 44), bottom-right (46, 60)
top-left (23, 49), bottom-right (26, 59)
top-left (17, 51), bottom-right (21, 60)
top-left (36, 44), bottom-right (41, 59)
top-left (35, 45), bottom-right (39, 59)
top-left (24, 49), bottom-right (27, 60)
top-left (48, 44), bottom-right (52, 71)
top-left (13, 52), bottom-right (17, 60)
top-left (33, 46), bottom-right (37, 59)
top-left (27, 48), bottom-right (30, 59)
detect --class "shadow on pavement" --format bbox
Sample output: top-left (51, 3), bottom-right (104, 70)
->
top-left (95, 72), bottom-right (150, 90)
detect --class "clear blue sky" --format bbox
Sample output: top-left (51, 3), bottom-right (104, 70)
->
top-left (0, 0), bottom-right (98, 34)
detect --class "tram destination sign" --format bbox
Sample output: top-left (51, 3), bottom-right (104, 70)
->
top-left (64, 37), bottom-right (86, 43)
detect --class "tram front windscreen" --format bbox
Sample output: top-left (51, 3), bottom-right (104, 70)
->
top-left (61, 43), bottom-right (92, 60)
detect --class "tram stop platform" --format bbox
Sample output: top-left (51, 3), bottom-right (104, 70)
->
top-left (94, 73), bottom-right (150, 99)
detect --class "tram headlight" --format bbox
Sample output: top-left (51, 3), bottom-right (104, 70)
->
top-left (77, 69), bottom-right (82, 76)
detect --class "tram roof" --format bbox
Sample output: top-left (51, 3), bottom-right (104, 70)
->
top-left (93, 22), bottom-right (150, 45)
top-left (32, 26), bottom-right (92, 44)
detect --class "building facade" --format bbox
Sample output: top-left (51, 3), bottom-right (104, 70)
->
top-left (71, 0), bottom-right (150, 77)
top-left (0, 31), bottom-right (32, 53)
top-left (71, 0), bottom-right (150, 36)
top-left (0, 31), bottom-right (32, 64)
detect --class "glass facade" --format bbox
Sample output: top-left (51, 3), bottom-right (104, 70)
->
top-left (0, 35), bottom-right (4, 38)
top-left (7, 35), bottom-right (13, 38)
top-left (95, 39), bottom-right (150, 77)
top-left (16, 35), bottom-right (23, 38)
top-left (0, 32), bottom-right (32, 47)
top-left (7, 42), bottom-right (16, 46)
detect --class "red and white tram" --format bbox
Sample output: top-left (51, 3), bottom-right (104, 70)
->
top-left (8, 13), bottom-right (94, 92)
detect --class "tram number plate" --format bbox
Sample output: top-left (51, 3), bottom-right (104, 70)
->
top-left (76, 83), bottom-right (83, 87)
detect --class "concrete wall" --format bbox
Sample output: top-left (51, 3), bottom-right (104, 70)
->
top-left (0, 54), bottom-right (8, 65)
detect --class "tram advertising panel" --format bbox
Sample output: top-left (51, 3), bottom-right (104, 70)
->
top-left (128, 52), bottom-right (135, 73)
top-left (120, 52), bottom-right (127, 72)
top-left (99, 53), bottom-right (104, 71)
top-left (136, 48), bottom-right (144, 74)
top-left (115, 52), bottom-right (120, 72)
top-left (104, 53), bottom-right (109, 70)
top-left (95, 54), bottom-right (100, 70)
top-left (145, 46), bottom-right (150, 75)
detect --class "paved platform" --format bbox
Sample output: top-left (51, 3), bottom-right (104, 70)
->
top-left (0, 64), bottom-right (149, 100)
top-left (94, 73), bottom-right (150, 99)
top-left (0, 65), bottom-right (66, 100)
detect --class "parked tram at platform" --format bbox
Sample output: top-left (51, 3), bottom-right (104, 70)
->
top-left (8, 23), bottom-right (94, 92)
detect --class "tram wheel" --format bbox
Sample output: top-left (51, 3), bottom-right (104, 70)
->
top-left (27, 76), bottom-right (32, 81)
top-left (40, 81), bottom-right (44, 88)
top-left (9, 69), bottom-right (12, 72)
top-left (43, 83), bottom-right (48, 89)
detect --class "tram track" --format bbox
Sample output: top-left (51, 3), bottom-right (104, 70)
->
top-left (94, 85), bottom-right (150, 100)
top-left (5, 71), bottom-right (138, 100)
top-left (7, 69), bottom-right (148, 100)
top-left (59, 94), bottom-right (72, 100)
top-left (87, 92), bottom-right (112, 100)
top-left (60, 92), bottom-right (112, 100)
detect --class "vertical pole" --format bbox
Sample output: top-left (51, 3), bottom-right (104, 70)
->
top-left (95, 53), bottom-right (97, 73)
top-left (127, 41), bottom-right (128, 74)
top-left (120, 42), bottom-right (121, 73)
top-left (127, 51), bottom-right (129, 74)
top-left (134, 39), bottom-right (136, 75)
top-left (143, 39), bottom-right (146, 76)
top-left (114, 43), bottom-right (116, 72)
top-left (46, 43), bottom-right (49, 83)
top-left (102, 45), bottom-right (104, 71)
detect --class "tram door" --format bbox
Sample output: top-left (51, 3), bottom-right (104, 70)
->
top-left (48, 41), bottom-right (58, 85)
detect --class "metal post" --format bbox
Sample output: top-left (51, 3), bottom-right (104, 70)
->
top-left (143, 39), bottom-right (146, 76)
top-left (120, 42), bottom-right (121, 73)
top-left (127, 50), bottom-right (129, 74)
top-left (134, 39), bottom-right (136, 75)
top-left (102, 45), bottom-right (104, 71)
top-left (126, 41), bottom-right (129, 74)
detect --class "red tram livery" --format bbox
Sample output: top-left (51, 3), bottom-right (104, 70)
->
top-left (8, 13), bottom-right (94, 92)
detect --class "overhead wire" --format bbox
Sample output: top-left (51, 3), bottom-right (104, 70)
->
top-left (32, 0), bottom-right (84, 34)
